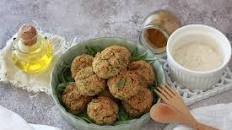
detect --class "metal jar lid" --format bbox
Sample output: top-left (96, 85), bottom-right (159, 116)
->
top-left (139, 10), bottom-right (181, 56)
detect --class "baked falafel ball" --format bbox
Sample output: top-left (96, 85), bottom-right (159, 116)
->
top-left (87, 96), bottom-right (119, 125)
top-left (92, 45), bottom-right (131, 79)
top-left (62, 83), bottom-right (92, 114)
top-left (122, 87), bottom-right (153, 117)
top-left (107, 71), bottom-right (142, 100)
top-left (128, 60), bottom-right (155, 86)
top-left (75, 67), bottom-right (106, 96)
top-left (71, 54), bottom-right (93, 78)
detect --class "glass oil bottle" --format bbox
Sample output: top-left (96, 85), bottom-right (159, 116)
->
top-left (11, 24), bottom-right (53, 74)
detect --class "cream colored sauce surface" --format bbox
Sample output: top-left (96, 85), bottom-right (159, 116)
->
top-left (172, 42), bottom-right (223, 71)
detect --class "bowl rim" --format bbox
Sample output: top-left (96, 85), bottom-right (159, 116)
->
top-left (51, 37), bottom-right (166, 128)
top-left (167, 24), bottom-right (231, 75)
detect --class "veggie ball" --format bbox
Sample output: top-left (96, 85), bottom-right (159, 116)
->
top-left (122, 87), bottom-right (153, 117)
top-left (107, 71), bottom-right (142, 100)
top-left (92, 45), bottom-right (131, 79)
top-left (87, 96), bottom-right (119, 125)
top-left (128, 60), bottom-right (155, 86)
top-left (71, 54), bottom-right (93, 78)
top-left (62, 83), bottom-right (92, 114)
top-left (75, 67), bottom-right (106, 96)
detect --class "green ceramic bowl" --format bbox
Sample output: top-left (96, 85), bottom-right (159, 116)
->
top-left (51, 37), bottom-right (166, 130)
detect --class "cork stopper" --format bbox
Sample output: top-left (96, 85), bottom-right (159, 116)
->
top-left (18, 25), bottom-right (37, 46)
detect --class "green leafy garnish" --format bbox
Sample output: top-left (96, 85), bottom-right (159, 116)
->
top-left (130, 47), bottom-right (158, 63)
top-left (57, 82), bottom-right (70, 94)
top-left (116, 104), bottom-right (132, 123)
top-left (77, 113), bottom-right (93, 123)
top-left (85, 45), bottom-right (103, 56)
top-left (149, 85), bottom-right (156, 92)
top-left (131, 52), bottom-right (148, 61)
top-left (57, 62), bottom-right (74, 83)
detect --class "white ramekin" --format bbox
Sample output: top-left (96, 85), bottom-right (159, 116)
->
top-left (167, 24), bottom-right (231, 90)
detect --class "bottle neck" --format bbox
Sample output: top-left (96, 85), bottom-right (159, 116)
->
top-left (18, 36), bottom-right (40, 52)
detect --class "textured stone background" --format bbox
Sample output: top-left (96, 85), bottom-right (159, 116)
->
top-left (0, 0), bottom-right (232, 130)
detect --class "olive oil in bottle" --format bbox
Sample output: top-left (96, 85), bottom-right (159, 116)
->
top-left (11, 25), bottom-right (53, 74)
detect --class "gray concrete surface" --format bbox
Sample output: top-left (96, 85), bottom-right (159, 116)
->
top-left (0, 0), bottom-right (232, 130)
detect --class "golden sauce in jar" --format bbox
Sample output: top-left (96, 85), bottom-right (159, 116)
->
top-left (140, 10), bottom-right (181, 54)
top-left (144, 28), bottom-right (167, 49)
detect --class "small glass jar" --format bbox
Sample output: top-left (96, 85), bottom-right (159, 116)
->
top-left (11, 25), bottom-right (53, 74)
top-left (139, 10), bottom-right (181, 56)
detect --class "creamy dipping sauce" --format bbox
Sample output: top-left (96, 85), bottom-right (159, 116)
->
top-left (172, 42), bottom-right (223, 71)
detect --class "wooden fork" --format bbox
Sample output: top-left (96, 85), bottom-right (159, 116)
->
top-left (155, 84), bottom-right (219, 130)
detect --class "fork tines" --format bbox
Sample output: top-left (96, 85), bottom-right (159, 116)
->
top-left (154, 84), bottom-right (177, 101)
